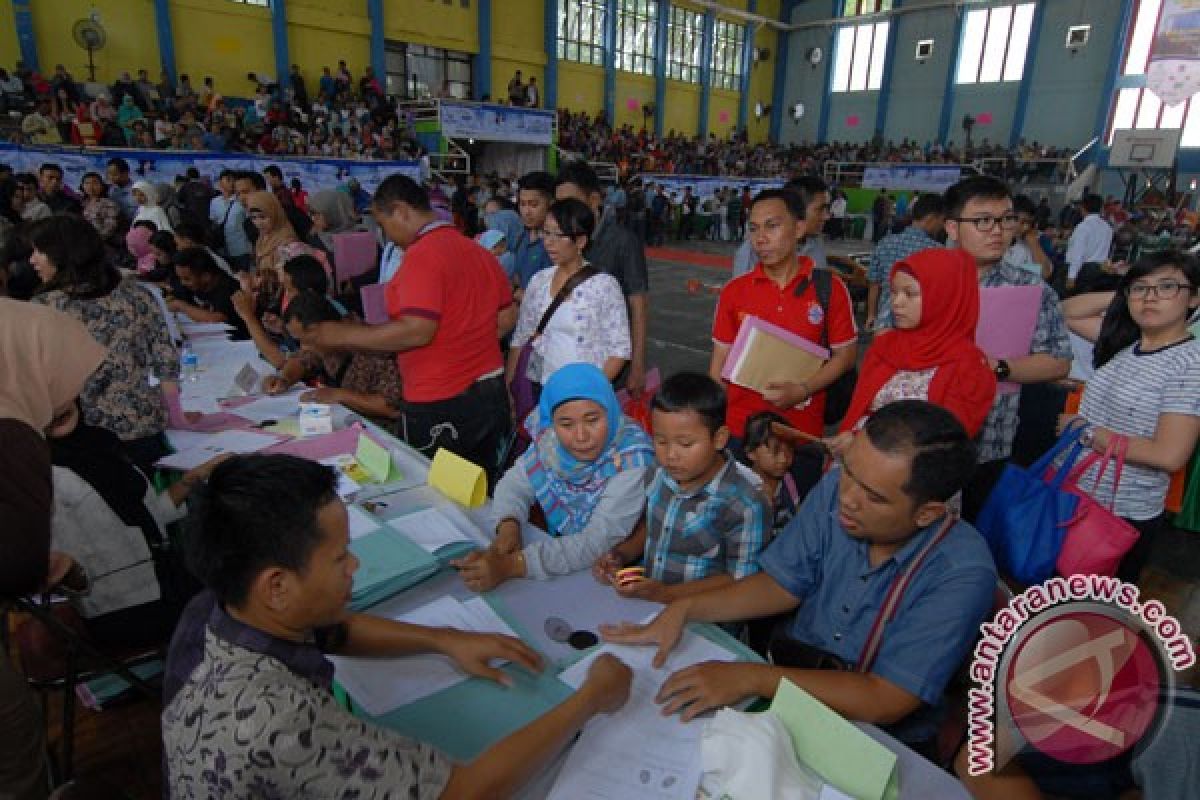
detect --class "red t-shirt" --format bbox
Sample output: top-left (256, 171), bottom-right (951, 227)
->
top-left (712, 258), bottom-right (857, 437)
top-left (385, 225), bottom-right (513, 403)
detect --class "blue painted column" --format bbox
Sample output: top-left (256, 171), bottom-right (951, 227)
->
top-left (737, 0), bottom-right (757, 133)
top-left (544, 0), bottom-right (559, 110)
top-left (874, 0), bottom-right (902, 139)
top-left (769, 0), bottom-right (798, 143)
top-left (654, 0), bottom-right (669, 137)
top-left (1094, 0), bottom-right (1137, 146)
top-left (368, 0), bottom-right (386, 94)
top-left (936, 6), bottom-right (966, 145)
top-left (698, 10), bottom-right (716, 138)
top-left (816, 0), bottom-right (842, 144)
top-left (153, 0), bottom-right (177, 86)
top-left (12, 0), bottom-right (37, 72)
top-left (475, 0), bottom-right (492, 100)
top-left (603, 0), bottom-right (617, 122)
top-left (271, 0), bottom-right (290, 91)
top-left (1008, 0), bottom-right (1045, 147)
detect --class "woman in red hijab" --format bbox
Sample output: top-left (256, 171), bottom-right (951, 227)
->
top-left (831, 248), bottom-right (996, 449)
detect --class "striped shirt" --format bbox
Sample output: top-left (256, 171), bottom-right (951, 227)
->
top-left (642, 456), bottom-right (769, 585)
top-left (1077, 337), bottom-right (1200, 519)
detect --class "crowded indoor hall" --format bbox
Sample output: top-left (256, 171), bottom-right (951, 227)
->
top-left (1, 1), bottom-right (1197, 799)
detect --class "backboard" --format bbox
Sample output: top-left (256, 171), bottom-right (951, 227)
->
top-left (1109, 129), bottom-right (1182, 169)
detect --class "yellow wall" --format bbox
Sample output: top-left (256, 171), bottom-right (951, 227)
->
top-left (0, 2), bottom-right (18, 74)
top-left (287, 1), bottom-right (370, 88)
top-left (709, 89), bottom-right (739, 139)
top-left (5, 0), bottom-right (785, 144)
top-left (493, 0), bottom-right (546, 97)
top-left (748, 0), bottom-right (780, 144)
top-left (664, 81), bottom-right (701, 137)
top-left (30, 0), bottom-right (159, 85)
top-left (171, 0), bottom-right (273, 95)
top-left (558, 61), bottom-right (604, 116)
top-left (615, 72), bottom-right (655, 130)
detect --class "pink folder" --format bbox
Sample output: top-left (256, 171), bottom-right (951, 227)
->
top-left (332, 231), bottom-right (379, 284)
top-left (976, 286), bottom-right (1042, 394)
top-left (264, 423), bottom-right (390, 461)
top-left (361, 282), bottom-right (390, 325)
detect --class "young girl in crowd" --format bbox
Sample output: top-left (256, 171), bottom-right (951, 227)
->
top-left (739, 411), bottom-right (799, 540)
top-left (829, 248), bottom-right (996, 452)
top-left (1058, 250), bottom-right (1200, 582)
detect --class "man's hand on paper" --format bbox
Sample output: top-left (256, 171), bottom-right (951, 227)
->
top-left (591, 550), bottom-right (622, 584)
top-left (438, 629), bottom-right (544, 689)
top-left (262, 375), bottom-right (291, 395)
top-left (599, 601), bottom-right (689, 668)
top-left (763, 380), bottom-right (808, 409)
top-left (655, 661), bottom-right (759, 722)
top-left (577, 653), bottom-right (634, 714)
top-left (610, 574), bottom-right (667, 603)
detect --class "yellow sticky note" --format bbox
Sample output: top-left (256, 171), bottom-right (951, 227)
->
top-left (769, 679), bottom-right (899, 800)
top-left (355, 434), bottom-right (392, 483)
top-left (428, 448), bottom-right (487, 508)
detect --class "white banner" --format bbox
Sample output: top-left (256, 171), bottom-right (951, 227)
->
top-left (439, 102), bottom-right (555, 145)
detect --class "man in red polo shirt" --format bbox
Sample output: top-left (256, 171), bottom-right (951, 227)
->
top-left (710, 188), bottom-right (857, 496)
top-left (304, 175), bottom-right (516, 484)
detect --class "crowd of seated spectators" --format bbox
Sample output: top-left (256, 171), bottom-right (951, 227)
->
top-left (3, 60), bottom-right (426, 161)
top-left (557, 108), bottom-right (1074, 180)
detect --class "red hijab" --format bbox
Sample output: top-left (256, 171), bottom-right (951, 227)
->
top-left (841, 248), bottom-right (996, 436)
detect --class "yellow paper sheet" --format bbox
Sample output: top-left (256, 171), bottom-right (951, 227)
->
top-left (355, 434), bottom-right (393, 483)
top-left (730, 327), bottom-right (825, 395)
top-left (428, 448), bottom-right (487, 508)
top-left (769, 679), bottom-right (899, 800)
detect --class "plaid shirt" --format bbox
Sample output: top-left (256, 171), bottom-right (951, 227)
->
top-left (977, 262), bottom-right (1072, 462)
top-left (642, 456), bottom-right (769, 585)
top-left (868, 226), bottom-right (943, 328)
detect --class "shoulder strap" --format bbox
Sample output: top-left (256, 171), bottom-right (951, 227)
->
top-left (857, 513), bottom-right (957, 673)
top-left (535, 266), bottom-right (597, 336)
top-left (792, 264), bottom-right (835, 348)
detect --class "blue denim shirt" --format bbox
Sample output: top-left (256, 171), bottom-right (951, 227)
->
top-left (759, 469), bottom-right (996, 742)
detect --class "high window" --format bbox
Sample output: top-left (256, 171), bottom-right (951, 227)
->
top-left (954, 3), bottom-right (1036, 84)
top-left (667, 5), bottom-right (705, 83)
top-left (617, 0), bottom-right (657, 76)
top-left (1106, 0), bottom-right (1200, 147)
top-left (558, 0), bottom-right (607, 66)
top-left (711, 18), bottom-right (746, 91)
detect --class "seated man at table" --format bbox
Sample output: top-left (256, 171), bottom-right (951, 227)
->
top-left (602, 400), bottom-right (997, 754)
top-left (162, 453), bottom-right (633, 799)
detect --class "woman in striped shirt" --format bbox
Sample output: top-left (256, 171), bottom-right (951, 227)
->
top-left (1058, 250), bottom-right (1200, 582)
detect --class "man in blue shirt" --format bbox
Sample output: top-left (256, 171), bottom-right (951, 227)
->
top-left (511, 170), bottom-right (555, 290)
top-left (866, 193), bottom-right (945, 330)
top-left (603, 400), bottom-right (997, 750)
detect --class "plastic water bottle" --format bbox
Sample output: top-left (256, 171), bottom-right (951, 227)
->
top-left (181, 345), bottom-right (199, 383)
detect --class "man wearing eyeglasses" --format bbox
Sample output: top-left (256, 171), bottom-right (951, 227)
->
top-left (943, 176), bottom-right (1072, 522)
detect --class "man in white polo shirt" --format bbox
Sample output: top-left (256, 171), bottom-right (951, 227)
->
top-left (1065, 193), bottom-right (1113, 285)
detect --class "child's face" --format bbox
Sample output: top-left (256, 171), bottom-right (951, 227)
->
top-left (749, 437), bottom-right (794, 481)
top-left (652, 409), bottom-right (729, 490)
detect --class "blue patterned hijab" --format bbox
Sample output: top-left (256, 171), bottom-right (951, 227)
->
top-left (522, 364), bottom-right (655, 536)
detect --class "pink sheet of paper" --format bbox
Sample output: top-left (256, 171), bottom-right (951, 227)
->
top-left (976, 285), bottom-right (1042, 394)
top-left (264, 423), bottom-right (391, 462)
top-left (361, 283), bottom-right (390, 325)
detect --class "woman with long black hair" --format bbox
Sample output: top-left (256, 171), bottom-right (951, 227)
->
top-left (1057, 250), bottom-right (1200, 582)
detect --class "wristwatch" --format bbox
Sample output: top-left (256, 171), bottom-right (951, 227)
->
top-left (993, 359), bottom-right (1011, 381)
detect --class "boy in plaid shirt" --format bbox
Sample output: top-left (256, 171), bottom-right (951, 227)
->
top-left (595, 373), bottom-right (770, 602)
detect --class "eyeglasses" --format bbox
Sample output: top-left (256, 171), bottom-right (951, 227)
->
top-left (951, 213), bottom-right (1020, 232)
top-left (538, 228), bottom-right (572, 241)
top-left (1126, 280), bottom-right (1195, 300)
